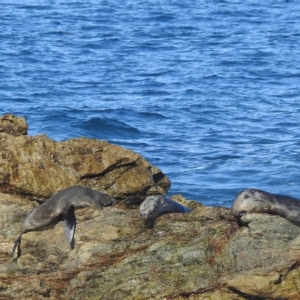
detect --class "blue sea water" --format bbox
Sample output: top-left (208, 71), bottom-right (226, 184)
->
top-left (1, 0), bottom-right (300, 207)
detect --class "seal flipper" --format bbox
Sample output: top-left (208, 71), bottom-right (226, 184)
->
top-left (11, 235), bottom-right (21, 258)
top-left (62, 205), bottom-right (76, 245)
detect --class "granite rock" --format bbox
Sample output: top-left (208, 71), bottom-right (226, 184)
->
top-left (0, 115), bottom-right (170, 203)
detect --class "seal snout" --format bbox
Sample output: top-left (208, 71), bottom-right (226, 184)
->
top-left (233, 211), bottom-right (247, 226)
top-left (140, 213), bottom-right (147, 219)
top-left (233, 211), bottom-right (246, 218)
top-left (111, 197), bottom-right (118, 206)
top-left (140, 210), bottom-right (152, 220)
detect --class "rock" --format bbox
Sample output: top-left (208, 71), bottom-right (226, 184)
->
top-left (1, 191), bottom-right (300, 299)
top-left (0, 115), bottom-right (170, 202)
top-left (171, 194), bottom-right (204, 210)
top-left (1, 114), bottom-right (300, 299)
top-left (0, 114), bottom-right (28, 136)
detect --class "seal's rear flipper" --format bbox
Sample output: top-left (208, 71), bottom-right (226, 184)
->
top-left (11, 235), bottom-right (21, 258)
top-left (62, 205), bottom-right (76, 245)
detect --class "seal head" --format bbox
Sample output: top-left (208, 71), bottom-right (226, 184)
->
top-left (140, 195), bottom-right (192, 220)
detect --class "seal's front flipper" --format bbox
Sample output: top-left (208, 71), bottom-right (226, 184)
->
top-left (11, 235), bottom-right (21, 258)
top-left (62, 205), bottom-right (76, 244)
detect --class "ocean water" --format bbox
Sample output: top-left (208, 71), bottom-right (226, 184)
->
top-left (1, 0), bottom-right (300, 207)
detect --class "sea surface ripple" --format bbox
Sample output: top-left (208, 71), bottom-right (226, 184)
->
top-left (1, 0), bottom-right (300, 206)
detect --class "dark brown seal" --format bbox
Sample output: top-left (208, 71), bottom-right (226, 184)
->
top-left (11, 185), bottom-right (116, 258)
top-left (232, 188), bottom-right (300, 224)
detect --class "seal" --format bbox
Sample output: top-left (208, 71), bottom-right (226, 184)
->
top-left (11, 185), bottom-right (116, 258)
top-left (232, 188), bottom-right (300, 224)
top-left (140, 195), bottom-right (192, 220)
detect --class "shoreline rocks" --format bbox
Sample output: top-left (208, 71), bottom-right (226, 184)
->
top-left (2, 194), bottom-right (300, 299)
top-left (0, 114), bottom-right (170, 203)
top-left (1, 115), bottom-right (300, 299)
top-left (0, 113), bottom-right (28, 136)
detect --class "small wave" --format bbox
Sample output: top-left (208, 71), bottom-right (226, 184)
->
top-left (139, 111), bottom-right (168, 119)
top-left (75, 117), bottom-right (143, 141)
top-left (7, 97), bottom-right (30, 103)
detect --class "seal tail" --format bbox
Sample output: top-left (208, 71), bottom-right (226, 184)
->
top-left (11, 235), bottom-right (21, 258)
top-left (62, 205), bottom-right (76, 244)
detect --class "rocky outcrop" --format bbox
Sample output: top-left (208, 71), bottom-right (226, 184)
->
top-left (1, 192), bottom-right (300, 299)
top-left (1, 115), bottom-right (300, 299)
top-left (0, 114), bottom-right (28, 136)
top-left (0, 115), bottom-right (170, 202)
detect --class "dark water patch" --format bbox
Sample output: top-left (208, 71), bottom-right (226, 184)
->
top-left (75, 117), bottom-right (144, 140)
top-left (6, 98), bottom-right (30, 103)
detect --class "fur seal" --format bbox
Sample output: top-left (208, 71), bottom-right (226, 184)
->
top-left (140, 195), bottom-right (192, 220)
top-left (232, 188), bottom-right (300, 224)
top-left (11, 185), bottom-right (116, 258)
